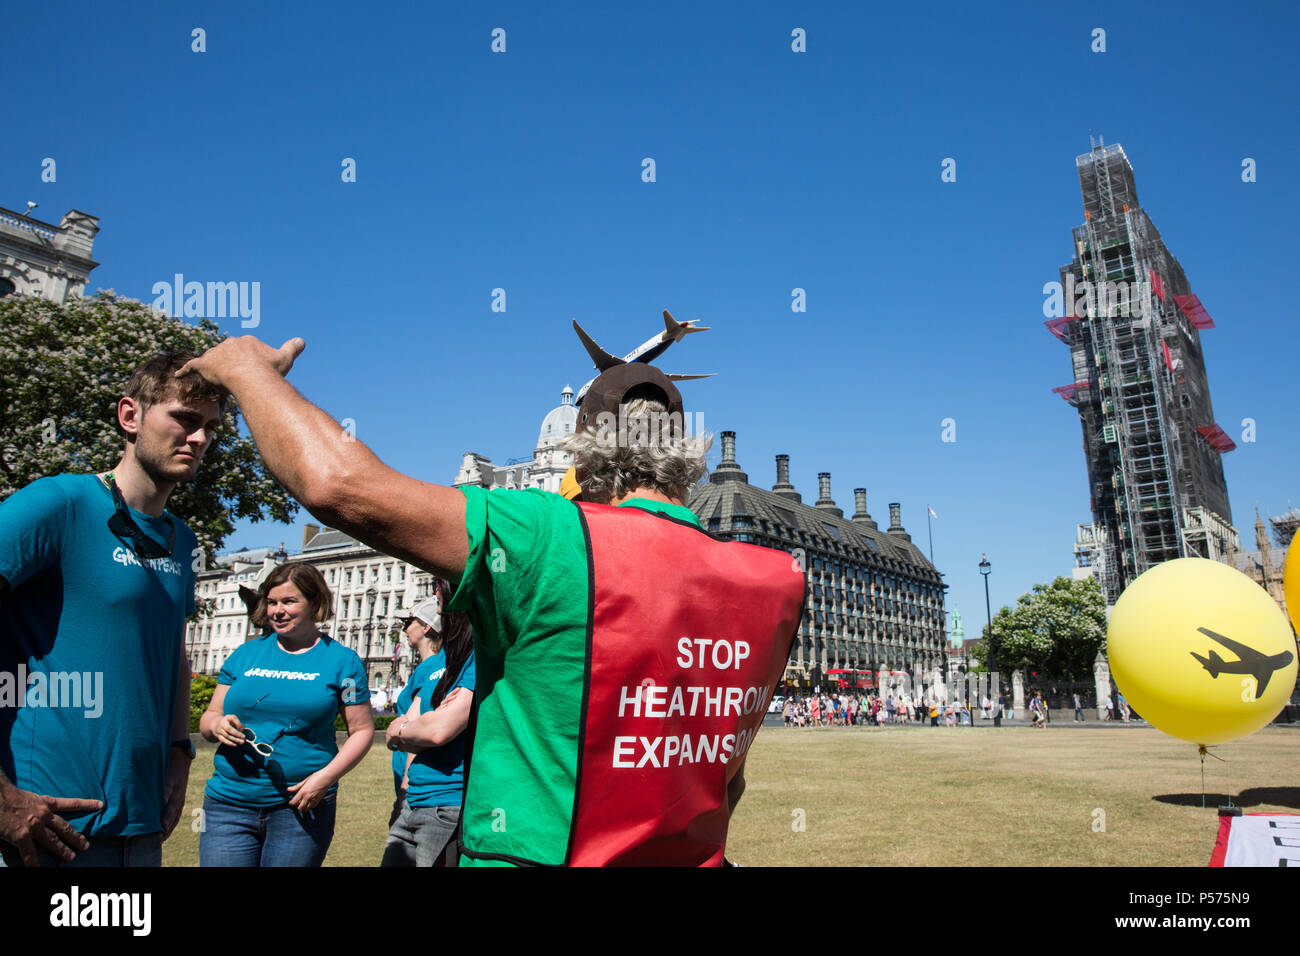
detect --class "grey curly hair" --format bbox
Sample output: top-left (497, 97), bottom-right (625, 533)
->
top-left (564, 397), bottom-right (712, 504)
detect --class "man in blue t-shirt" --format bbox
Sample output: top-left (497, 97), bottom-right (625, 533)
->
top-left (0, 352), bottom-right (226, 867)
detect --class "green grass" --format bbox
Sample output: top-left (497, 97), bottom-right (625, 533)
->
top-left (164, 725), bottom-right (1300, 866)
top-left (727, 725), bottom-right (1300, 866)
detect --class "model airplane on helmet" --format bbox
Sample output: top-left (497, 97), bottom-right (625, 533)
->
top-left (572, 310), bottom-right (713, 406)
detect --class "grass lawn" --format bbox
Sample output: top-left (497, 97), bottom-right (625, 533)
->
top-left (164, 725), bottom-right (1300, 866)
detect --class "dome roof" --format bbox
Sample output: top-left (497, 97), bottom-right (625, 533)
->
top-left (537, 385), bottom-right (578, 448)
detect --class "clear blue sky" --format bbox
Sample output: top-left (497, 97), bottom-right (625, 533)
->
top-left (5, 0), bottom-right (1298, 633)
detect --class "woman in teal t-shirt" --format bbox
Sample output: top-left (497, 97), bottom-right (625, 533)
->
top-left (386, 598), bottom-right (448, 809)
top-left (198, 562), bottom-right (374, 866)
top-left (381, 577), bottom-right (475, 867)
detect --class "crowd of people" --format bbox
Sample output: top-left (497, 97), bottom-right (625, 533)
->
top-left (777, 689), bottom-right (1132, 730)
top-left (779, 691), bottom-right (1014, 728)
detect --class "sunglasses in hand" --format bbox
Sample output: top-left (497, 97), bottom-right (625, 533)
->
top-left (241, 719), bottom-right (300, 757)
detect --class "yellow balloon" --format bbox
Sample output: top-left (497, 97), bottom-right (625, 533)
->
top-left (1108, 558), bottom-right (1298, 746)
top-left (1285, 533), bottom-right (1300, 638)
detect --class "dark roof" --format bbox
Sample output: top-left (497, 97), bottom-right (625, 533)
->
top-left (302, 527), bottom-right (362, 552)
top-left (687, 473), bottom-right (941, 581)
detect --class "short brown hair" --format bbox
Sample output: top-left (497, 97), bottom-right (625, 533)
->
top-left (118, 351), bottom-right (230, 436)
top-left (251, 562), bottom-right (334, 630)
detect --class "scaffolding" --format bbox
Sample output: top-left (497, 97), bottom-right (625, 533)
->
top-left (1051, 141), bottom-right (1236, 604)
top-left (1183, 505), bottom-right (1240, 563)
top-left (1270, 508), bottom-right (1300, 549)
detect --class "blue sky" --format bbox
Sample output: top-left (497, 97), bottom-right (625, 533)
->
top-left (5, 0), bottom-right (1298, 633)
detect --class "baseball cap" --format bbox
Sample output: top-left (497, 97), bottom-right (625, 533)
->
top-left (576, 363), bottom-right (684, 435)
top-left (396, 597), bottom-right (442, 631)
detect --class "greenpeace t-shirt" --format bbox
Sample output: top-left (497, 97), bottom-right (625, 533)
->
top-left (392, 650), bottom-right (446, 794)
top-left (406, 652), bottom-right (476, 808)
top-left (205, 634), bottom-right (371, 809)
top-left (0, 474), bottom-right (197, 837)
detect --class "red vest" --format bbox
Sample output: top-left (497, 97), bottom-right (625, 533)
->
top-left (565, 502), bottom-right (807, 866)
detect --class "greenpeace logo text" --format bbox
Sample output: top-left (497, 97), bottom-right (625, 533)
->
top-left (243, 667), bottom-right (320, 680)
top-left (0, 666), bottom-right (103, 718)
top-left (152, 272), bottom-right (260, 328)
top-left (50, 886), bottom-right (151, 936)
top-left (113, 546), bottom-right (184, 576)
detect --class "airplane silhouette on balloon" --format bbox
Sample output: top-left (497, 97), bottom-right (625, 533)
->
top-left (1190, 627), bottom-right (1295, 696)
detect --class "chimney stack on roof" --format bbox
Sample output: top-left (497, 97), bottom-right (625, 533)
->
top-left (887, 502), bottom-right (911, 540)
top-left (814, 472), bottom-right (843, 518)
top-left (772, 453), bottom-right (801, 502)
top-left (710, 430), bottom-right (749, 484)
top-left (851, 488), bottom-right (878, 529)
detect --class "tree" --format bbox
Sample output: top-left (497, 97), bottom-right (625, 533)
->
top-left (190, 674), bottom-right (218, 732)
top-left (969, 576), bottom-right (1107, 680)
top-left (0, 291), bottom-right (298, 565)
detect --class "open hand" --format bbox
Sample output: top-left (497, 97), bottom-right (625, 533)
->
top-left (211, 713), bottom-right (249, 749)
top-left (0, 784), bottom-right (103, 866)
top-left (177, 336), bottom-right (306, 390)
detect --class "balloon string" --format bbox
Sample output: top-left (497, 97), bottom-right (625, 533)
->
top-left (1226, 752), bottom-right (1233, 809)
top-left (1199, 745), bottom-right (1207, 862)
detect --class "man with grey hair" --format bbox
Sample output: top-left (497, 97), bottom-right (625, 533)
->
top-left (180, 332), bottom-right (806, 866)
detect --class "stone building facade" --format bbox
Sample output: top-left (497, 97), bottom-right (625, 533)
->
top-left (454, 385), bottom-right (578, 494)
top-left (0, 206), bottom-right (100, 302)
top-left (686, 432), bottom-right (948, 693)
top-left (185, 528), bottom-right (440, 695)
top-left (1234, 509), bottom-right (1288, 615)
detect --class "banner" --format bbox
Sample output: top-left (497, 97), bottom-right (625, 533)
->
top-left (1210, 813), bottom-right (1300, 866)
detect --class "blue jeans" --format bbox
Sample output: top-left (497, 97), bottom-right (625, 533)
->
top-left (0, 832), bottom-right (162, 868)
top-left (199, 793), bottom-right (336, 867)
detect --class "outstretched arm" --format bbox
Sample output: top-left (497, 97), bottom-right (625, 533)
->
top-left (179, 337), bottom-right (468, 580)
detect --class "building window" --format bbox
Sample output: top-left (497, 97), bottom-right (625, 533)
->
top-left (0, 278), bottom-right (14, 298)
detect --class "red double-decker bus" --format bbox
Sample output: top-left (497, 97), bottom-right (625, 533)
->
top-left (825, 668), bottom-right (875, 690)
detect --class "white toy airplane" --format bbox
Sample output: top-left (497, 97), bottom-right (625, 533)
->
top-left (572, 310), bottom-right (714, 405)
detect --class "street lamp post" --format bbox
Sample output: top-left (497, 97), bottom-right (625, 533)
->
top-left (366, 586), bottom-right (378, 682)
top-left (978, 555), bottom-right (992, 664)
top-left (979, 554), bottom-right (994, 722)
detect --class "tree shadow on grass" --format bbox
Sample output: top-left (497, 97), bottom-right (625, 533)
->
top-left (1153, 787), bottom-right (1300, 809)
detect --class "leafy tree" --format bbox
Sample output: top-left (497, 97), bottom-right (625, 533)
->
top-left (190, 674), bottom-right (218, 732)
top-left (0, 290), bottom-right (298, 567)
top-left (969, 575), bottom-right (1107, 680)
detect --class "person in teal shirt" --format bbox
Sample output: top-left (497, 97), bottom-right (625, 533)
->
top-left (0, 352), bottom-right (225, 867)
top-left (390, 625), bottom-right (446, 800)
top-left (199, 562), bottom-right (373, 866)
top-left (382, 578), bottom-right (475, 867)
